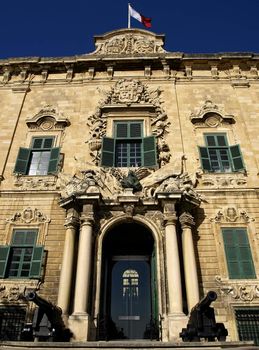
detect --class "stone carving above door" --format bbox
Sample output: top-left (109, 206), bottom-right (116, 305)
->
top-left (58, 159), bottom-right (201, 207)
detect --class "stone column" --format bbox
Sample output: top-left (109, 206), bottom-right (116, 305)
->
top-left (163, 200), bottom-right (187, 341)
top-left (164, 212), bottom-right (183, 315)
top-left (69, 205), bottom-right (94, 341)
top-left (73, 210), bottom-right (94, 315)
top-left (57, 212), bottom-right (78, 315)
top-left (180, 212), bottom-right (199, 312)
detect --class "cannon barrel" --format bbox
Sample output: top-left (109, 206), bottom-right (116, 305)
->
top-left (25, 291), bottom-right (62, 326)
top-left (180, 290), bottom-right (228, 341)
top-left (26, 291), bottom-right (56, 311)
top-left (196, 291), bottom-right (217, 310)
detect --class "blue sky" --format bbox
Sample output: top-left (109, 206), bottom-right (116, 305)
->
top-left (1, 0), bottom-right (259, 59)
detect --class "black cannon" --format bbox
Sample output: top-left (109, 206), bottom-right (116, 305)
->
top-left (21, 291), bottom-right (71, 342)
top-left (180, 291), bottom-right (228, 342)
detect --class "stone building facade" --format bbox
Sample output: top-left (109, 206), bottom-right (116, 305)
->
top-left (0, 28), bottom-right (259, 343)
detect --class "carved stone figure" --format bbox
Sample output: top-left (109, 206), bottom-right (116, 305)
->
top-left (121, 171), bottom-right (142, 193)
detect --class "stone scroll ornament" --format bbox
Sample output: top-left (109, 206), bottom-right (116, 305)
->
top-left (86, 79), bottom-right (171, 166)
top-left (92, 34), bottom-right (166, 55)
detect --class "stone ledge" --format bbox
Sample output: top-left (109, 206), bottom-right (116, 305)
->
top-left (0, 341), bottom-right (256, 349)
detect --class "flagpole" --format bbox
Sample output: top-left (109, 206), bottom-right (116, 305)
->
top-left (128, 3), bottom-right (131, 28)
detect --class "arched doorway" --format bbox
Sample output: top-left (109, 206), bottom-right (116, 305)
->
top-left (98, 222), bottom-right (158, 340)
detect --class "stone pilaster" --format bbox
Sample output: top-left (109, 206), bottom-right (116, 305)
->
top-left (180, 211), bottom-right (199, 312)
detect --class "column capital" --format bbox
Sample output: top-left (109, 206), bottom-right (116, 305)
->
top-left (164, 212), bottom-right (178, 226)
top-left (179, 212), bottom-right (195, 229)
top-left (80, 213), bottom-right (94, 226)
top-left (64, 216), bottom-right (79, 229)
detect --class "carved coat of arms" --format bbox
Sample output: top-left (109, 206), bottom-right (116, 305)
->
top-left (112, 79), bottom-right (143, 104)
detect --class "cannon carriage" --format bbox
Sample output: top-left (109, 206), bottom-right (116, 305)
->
top-left (21, 291), bottom-right (71, 342)
top-left (180, 291), bottom-right (228, 342)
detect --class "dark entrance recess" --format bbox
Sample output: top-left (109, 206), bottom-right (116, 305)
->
top-left (98, 222), bottom-right (159, 340)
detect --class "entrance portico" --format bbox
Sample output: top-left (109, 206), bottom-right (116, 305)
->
top-left (58, 181), bottom-right (201, 342)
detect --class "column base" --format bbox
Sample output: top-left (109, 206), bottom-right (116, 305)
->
top-left (167, 313), bottom-right (188, 341)
top-left (68, 313), bottom-right (90, 341)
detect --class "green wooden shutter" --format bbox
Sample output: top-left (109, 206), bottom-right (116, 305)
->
top-left (101, 137), bottom-right (115, 167)
top-left (0, 246), bottom-right (10, 278)
top-left (116, 123), bottom-right (128, 138)
top-left (30, 246), bottom-right (44, 278)
top-left (14, 147), bottom-right (31, 174)
top-left (12, 230), bottom-right (37, 245)
top-left (32, 138), bottom-right (44, 149)
top-left (130, 122), bottom-right (142, 138)
top-left (223, 228), bottom-right (256, 279)
top-left (43, 138), bottom-right (54, 149)
top-left (199, 146), bottom-right (211, 171)
top-left (47, 147), bottom-right (60, 174)
top-left (143, 136), bottom-right (157, 167)
top-left (229, 144), bottom-right (245, 171)
top-left (236, 229), bottom-right (256, 278)
top-left (223, 228), bottom-right (240, 278)
top-left (32, 137), bottom-right (53, 149)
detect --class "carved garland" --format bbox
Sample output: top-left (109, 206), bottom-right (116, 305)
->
top-left (215, 276), bottom-right (259, 302)
top-left (87, 79), bottom-right (171, 166)
top-left (210, 206), bottom-right (255, 223)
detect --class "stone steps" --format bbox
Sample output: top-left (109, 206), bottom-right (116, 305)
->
top-left (0, 341), bottom-right (257, 350)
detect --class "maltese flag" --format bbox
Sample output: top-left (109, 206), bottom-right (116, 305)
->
top-left (129, 4), bottom-right (152, 28)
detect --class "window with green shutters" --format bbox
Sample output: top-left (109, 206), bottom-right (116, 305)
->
top-left (101, 121), bottom-right (157, 167)
top-left (0, 230), bottom-right (44, 279)
top-left (222, 228), bottom-right (256, 279)
top-left (199, 133), bottom-right (245, 173)
top-left (14, 136), bottom-right (60, 175)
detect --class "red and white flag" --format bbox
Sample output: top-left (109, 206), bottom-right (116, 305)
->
top-left (128, 4), bottom-right (152, 28)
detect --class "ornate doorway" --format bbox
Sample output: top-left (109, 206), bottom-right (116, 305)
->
top-left (98, 222), bottom-right (158, 340)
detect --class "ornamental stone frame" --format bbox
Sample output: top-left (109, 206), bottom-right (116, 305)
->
top-left (93, 214), bottom-right (166, 340)
top-left (86, 78), bottom-right (171, 167)
top-left (210, 205), bottom-right (257, 281)
top-left (5, 206), bottom-right (51, 246)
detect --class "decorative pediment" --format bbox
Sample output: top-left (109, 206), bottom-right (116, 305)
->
top-left (190, 100), bottom-right (235, 127)
top-left (210, 206), bottom-right (255, 223)
top-left (26, 105), bottom-right (70, 130)
top-left (92, 29), bottom-right (166, 55)
top-left (87, 79), bottom-right (171, 166)
top-left (5, 207), bottom-right (51, 245)
top-left (6, 207), bottom-right (50, 224)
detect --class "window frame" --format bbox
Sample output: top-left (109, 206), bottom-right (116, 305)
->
top-left (0, 229), bottom-right (44, 279)
top-left (199, 133), bottom-right (245, 173)
top-left (101, 119), bottom-right (157, 168)
top-left (14, 136), bottom-right (61, 176)
top-left (114, 120), bottom-right (143, 168)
